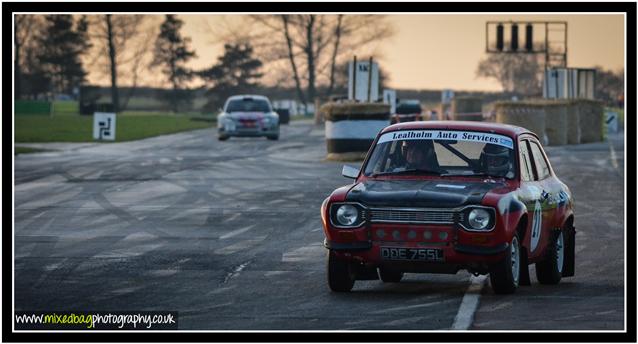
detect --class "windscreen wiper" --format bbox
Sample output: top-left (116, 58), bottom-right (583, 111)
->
top-left (371, 168), bottom-right (442, 177)
top-left (440, 172), bottom-right (504, 178)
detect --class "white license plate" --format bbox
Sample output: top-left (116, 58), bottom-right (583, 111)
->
top-left (381, 247), bottom-right (444, 262)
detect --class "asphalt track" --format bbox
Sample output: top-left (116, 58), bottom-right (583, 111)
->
top-left (14, 120), bottom-right (625, 330)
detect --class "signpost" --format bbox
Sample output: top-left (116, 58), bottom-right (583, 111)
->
top-left (543, 68), bottom-right (596, 99)
top-left (93, 112), bottom-right (116, 141)
top-left (383, 89), bottom-right (397, 114)
top-left (348, 57), bottom-right (379, 102)
top-left (441, 89), bottom-right (455, 104)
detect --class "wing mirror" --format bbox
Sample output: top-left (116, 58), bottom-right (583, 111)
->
top-left (341, 165), bottom-right (360, 179)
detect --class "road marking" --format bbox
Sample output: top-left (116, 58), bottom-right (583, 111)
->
top-left (371, 299), bottom-right (453, 314)
top-left (223, 261), bottom-right (251, 284)
top-left (219, 224), bottom-right (256, 240)
top-left (223, 213), bottom-right (241, 223)
top-left (451, 274), bottom-right (487, 330)
top-left (282, 244), bottom-right (324, 262)
top-left (214, 236), bottom-right (266, 255)
top-left (609, 142), bottom-right (619, 170)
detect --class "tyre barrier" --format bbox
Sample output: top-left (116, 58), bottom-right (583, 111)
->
top-left (321, 102), bottom-right (390, 161)
top-left (452, 97), bottom-right (483, 121)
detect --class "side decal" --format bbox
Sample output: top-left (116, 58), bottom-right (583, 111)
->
top-left (530, 200), bottom-right (542, 252)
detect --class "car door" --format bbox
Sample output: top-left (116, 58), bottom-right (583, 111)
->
top-left (526, 138), bottom-right (557, 260)
top-left (517, 137), bottom-right (545, 259)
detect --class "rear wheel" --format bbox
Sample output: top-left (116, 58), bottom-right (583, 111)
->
top-left (327, 251), bottom-right (354, 292)
top-left (489, 234), bottom-right (520, 294)
top-left (378, 268), bottom-right (403, 283)
top-left (266, 135), bottom-right (279, 140)
top-left (218, 135), bottom-right (229, 141)
top-left (536, 230), bottom-right (564, 284)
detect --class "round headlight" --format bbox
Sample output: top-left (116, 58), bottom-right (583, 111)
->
top-left (336, 204), bottom-right (359, 226)
top-left (468, 208), bottom-right (490, 230)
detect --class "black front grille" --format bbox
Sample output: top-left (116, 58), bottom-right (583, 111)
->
top-left (369, 208), bottom-right (456, 224)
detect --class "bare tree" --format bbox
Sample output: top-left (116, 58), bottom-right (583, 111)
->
top-left (476, 54), bottom-right (544, 96)
top-left (14, 15), bottom-right (51, 99)
top-left (89, 15), bottom-right (149, 111)
top-left (213, 15), bottom-right (394, 107)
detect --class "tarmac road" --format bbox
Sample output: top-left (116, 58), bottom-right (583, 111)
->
top-left (13, 120), bottom-right (625, 330)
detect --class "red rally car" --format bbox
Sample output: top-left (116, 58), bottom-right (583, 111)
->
top-left (321, 121), bottom-right (576, 294)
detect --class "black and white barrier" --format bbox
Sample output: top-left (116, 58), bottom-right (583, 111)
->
top-left (321, 102), bottom-right (390, 160)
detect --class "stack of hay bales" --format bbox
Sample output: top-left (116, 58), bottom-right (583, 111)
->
top-left (565, 100), bottom-right (581, 144)
top-left (576, 99), bottom-right (604, 143)
top-left (494, 101), bottom-right (546, 141)
top-left (542, 100), bottom-right (568, 146)
top-left (321, 102), bottom-right (390, 161)
top-left (452, 97), bottom-right (483, 121)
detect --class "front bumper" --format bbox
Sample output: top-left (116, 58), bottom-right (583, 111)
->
top-left (219, 126), bottom-right (279, 137)
top-left (323, 222), bottom-right (509, 271)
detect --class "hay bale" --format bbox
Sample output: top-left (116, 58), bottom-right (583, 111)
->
top-left (565, 100), bottom-right (580, 144)
top-left (542, 100), bottom-right (568, 146)
top-left (452, 97), bottom-right (483, 121)
top-left (321, 102), bottom-right (390, 121)
top-left (325, 152), bottom-right (367, 162)
top-left (494, 101), bottom-right (546, 140)
top-left (577, 99), bottom-right (604, 143)
top-left (322, 102), bottom-right (390, 157)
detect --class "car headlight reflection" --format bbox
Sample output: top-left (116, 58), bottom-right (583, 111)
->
top-left (336, 204), bottom-right (359, 226)
top-left (468, 208), bottom-right (491, 230)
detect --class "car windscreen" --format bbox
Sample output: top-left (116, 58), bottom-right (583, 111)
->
top-left (226, 98), bottom-right (271, 113)
top-left (363, 130), bottom-right (517, 179)
top-left (395, 104), bottom-right (422, 114)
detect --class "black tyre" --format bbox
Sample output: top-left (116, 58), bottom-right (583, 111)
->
top-left (489, 234), bottom-right (521, 294)
top-left (266, 135), bottom-right (279, 141)
top-left (536, 230), bottom-right (564, 284)
top-left (378, 268), bottom-right (403, 283)
top-left (327, 250), bottom-right (354, 292)
top-left (218, 135), bottom-right (229, 141)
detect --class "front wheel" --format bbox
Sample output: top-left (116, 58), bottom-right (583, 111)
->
top-left (489, 234), bottom-right (521, 294)
top-left (266, 135), bottom-right (279, 141)
top-left (536, 230), bottom-right (564, 284)
top-left (327, 251), bottom-right (354, 292)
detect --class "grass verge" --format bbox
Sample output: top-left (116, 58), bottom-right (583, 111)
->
top-left (15, 146), bottom-right (53, 155)
top-left (15, 114), bottom-right (214, 143)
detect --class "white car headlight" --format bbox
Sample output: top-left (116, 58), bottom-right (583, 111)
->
top-left (336, 204), bottom-right (359, 226)
top-left (468, 208), bottom-right (491, 230)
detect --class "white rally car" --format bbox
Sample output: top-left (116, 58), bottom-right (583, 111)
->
top-left (217, 95), bottom-right (280, 141)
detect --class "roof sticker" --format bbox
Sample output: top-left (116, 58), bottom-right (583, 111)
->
top-left (377, 130), bottom-right (514, 149)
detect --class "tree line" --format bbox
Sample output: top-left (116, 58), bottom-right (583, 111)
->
top-left (14, 14), bottom-right (623, 112)
top-left (14, 14), bottom-right (394, 113)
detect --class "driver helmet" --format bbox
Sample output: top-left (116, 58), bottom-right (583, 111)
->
top-left (401, 140), bottom-right (436, 168)
top-left (481, 143), bottom-right (511, 176)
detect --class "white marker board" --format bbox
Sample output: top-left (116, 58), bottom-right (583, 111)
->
top-left (93, 112), bottom-right (116, 141)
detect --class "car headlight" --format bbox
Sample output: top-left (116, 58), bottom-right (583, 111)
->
top-left (330, 203), bottom-right (364, 228)
top-left (336, 205), bottom-right (358, 226)
top-left (467, 208), bottom-right (491, 230)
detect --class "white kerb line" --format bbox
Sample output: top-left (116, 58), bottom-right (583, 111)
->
top-left (451, 274), bottom-right (487, 330)
top-left (609, 140), bottom-right (619, 170)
